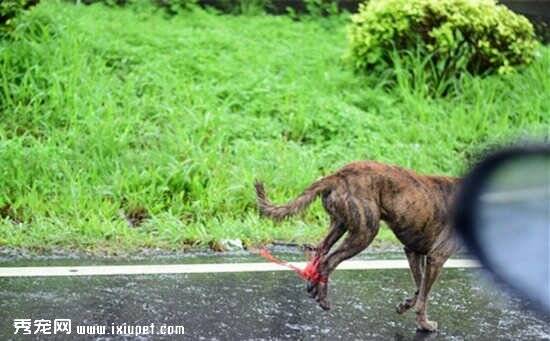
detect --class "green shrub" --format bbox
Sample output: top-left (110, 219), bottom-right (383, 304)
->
top-left (153, 0), bottom-right (198, 14)
top-left (74, 0), bottom-right (134, 5)
top-left (70, 0), bottom-right (346, 16)
top-left (69, 0), bottom-right (199, 14)
top-left (1, 0), bottom-right (40, 34)
top-left (347, 0), bottom-right (539, 83)
top-left (303, 0), bottom-right (340, 17)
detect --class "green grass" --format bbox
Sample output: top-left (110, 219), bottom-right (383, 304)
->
top-left (0, 1), bottom-right (548, 253)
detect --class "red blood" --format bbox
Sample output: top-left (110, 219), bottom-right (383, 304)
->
top-left (259, 248), bottom-right (327, 284)
top-left (301, 256), bottom-right (327, 284)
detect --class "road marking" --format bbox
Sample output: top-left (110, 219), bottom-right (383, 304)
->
top-left (0, 259), bottom-right (480, 277)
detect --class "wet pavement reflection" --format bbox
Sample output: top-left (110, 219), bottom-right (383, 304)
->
top-left (1, 263), bottom-right (549, 340)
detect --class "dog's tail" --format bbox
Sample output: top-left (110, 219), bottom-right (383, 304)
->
top-left (254, 176), bottom-right (335, 221)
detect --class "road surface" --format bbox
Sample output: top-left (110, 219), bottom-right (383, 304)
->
top-left (0, 253), bottom-right (549, 340)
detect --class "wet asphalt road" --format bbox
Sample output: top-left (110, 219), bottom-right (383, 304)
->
top-left (1, 254), bottom-right (549, 340)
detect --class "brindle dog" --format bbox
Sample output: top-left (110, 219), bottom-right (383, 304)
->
top-left (254, 161), bottom-right (461, 332)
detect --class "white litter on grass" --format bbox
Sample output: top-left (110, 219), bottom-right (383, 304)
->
top-left (220, 239), bottom-right (244, 251)
top-left (0, 259), bottom-right (479, 277)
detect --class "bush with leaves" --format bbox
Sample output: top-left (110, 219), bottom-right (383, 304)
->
top-left (76, 0), bottom-right (130, 5)
top-left (347, 0), bottom-right (539, 87)
top-left (152, 0), bottom-right (198, 14)
top-left (70, 0), bottom-right (198, 14)
top-left (1, 0), bottom-right (40, 33)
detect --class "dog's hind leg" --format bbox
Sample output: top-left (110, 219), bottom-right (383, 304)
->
top-left (413, 253), bottom-right (449, 332)
top-left (312, 200), bottom-right (380, 310)
top-left (396, 247), bottom-right (425, 314)
top-left (314, 227), bottom-right (379, 310)
top-left (312, 190), bottom-right (348, 257)
top-left (317, 218), bottom-right (346, 256)
top-left (306, 218), bottom-right (346, 298)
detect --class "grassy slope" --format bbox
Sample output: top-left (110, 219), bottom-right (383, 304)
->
top-left (0, 2), bottom-right (548, 252)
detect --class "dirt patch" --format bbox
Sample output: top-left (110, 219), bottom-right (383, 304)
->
top-left (121, 206), bottom-right (150, 227)
top-left (0, 204), bottom-right (23, 224)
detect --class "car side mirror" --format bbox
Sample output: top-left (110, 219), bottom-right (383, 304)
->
top-left (454, 144), bottom-right (550, 313)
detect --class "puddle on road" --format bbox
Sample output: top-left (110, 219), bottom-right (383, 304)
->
top-left (0, 268), bottom-right (548, 340)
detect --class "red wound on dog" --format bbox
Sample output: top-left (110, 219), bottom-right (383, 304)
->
top-left (259, 248), bottom-right (327, 284)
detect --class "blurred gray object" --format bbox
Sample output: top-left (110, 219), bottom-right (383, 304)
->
top-left (455, 144), bottom-right (550, 314)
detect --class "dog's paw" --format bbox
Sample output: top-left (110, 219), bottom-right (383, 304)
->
top-left (317, 298), bottom-right (331, 311)
top-left (416, 318), bottom-right (438, 332)
top-left (396, 303), bottom-right (408, 315)
top-left (306, 281), bottom-right (318, 298)
top-left (308, 281), bottom-right (329, 310)
top-left (396, 297), bottom-right (415, 314)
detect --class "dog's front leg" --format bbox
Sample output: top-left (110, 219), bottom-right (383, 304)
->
top-left (414, 254), bottom-right (447, 332)
top-left (397, 247), bottom-right (425, 314)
